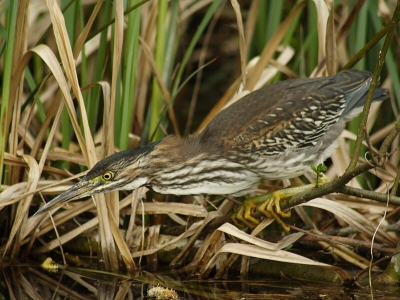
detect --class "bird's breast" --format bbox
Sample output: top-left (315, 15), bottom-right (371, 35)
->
top-left (149, 159), bottom-right (260, 196)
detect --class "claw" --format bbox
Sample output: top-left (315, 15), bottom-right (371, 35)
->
top-left (263, 194), bottom-right (291, 232)
top-left (257, 191), bottom-right (291, 233)
top-left (231, 191), bottom-right (290, 232)
top-left (231, 198), bottom-right (261, 229)
top-left (231, 176), bottom-right (330, 233)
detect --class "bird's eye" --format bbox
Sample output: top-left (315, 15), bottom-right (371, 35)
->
top-left (102, 171), bottom-right (114, 181)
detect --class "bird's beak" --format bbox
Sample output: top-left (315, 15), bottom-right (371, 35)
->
top-left (34, 180), bottom-right (96, 216)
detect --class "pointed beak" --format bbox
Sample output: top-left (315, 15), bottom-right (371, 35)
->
top-left (34, 180), bottom-right (97, 216)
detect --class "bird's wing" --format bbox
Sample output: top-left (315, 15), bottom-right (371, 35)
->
top-left (207, 71), bottom-right (373, 156)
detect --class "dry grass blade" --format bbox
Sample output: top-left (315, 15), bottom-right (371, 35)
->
top-left (108, 0), bottom-right (123, 156)
top-left (35, 97), bottom-right (64, 175)
top-left (32, 195), bottom-right (207, 255)
top-left (330, 137), bottom-right (357, 183)
top-left (301, 198), bottom-right (397, 246)
top-left (105, 0), bottom-right (121, 226)
top-left (7, 0), bottom-right (29, 176)
top-left (46, 0), bottom-right (119, 270)
top-left (108, 209), bottom-right (136, 271)
top-left (217, 223), bottom-right (304, 250)
top-left (73, 0), bottom-right (104, 58)
top-left (38, 150), bottom-right (86, 165)
top-left (167, 213), bottom-right (189, 226)
top-left (3, 152), bottom-right (25, 167)
top-left (0, 183), bottom-right (29, 207)
top-left (16, 100), bottom-right (64, 249)
top-left (311, 0), bottom-right (329, 74)
top-left (370, 123), bottom-right (395, 145)
top-left (131, 221), bottom-right (204, 258)
top-left (45, 0), bottom-right (96, 164)
top-left (316, 240), bottom-right (371, 270)
top-left (146, 225), bottom-right (160, 271)
top-left (196, 222), bottom-right (304, 277)
top-left (138, 37), bottom-right (179, 135)
top-left (125, 188), bottom-right (147, 247)
top-left (33, 217), bottom-right (99, 254)
top-left (98, 81), bottom-right (112, 150)
top-left (336, 0), bottom-right (367, 45)
top-left (192, 230), bottom-right (226, 277)
top-left (180, 0), bottom-right (214, 21)
top-left (135, 202), bottom-right (208, 217)
top-left (133, 2), bottom-right (157, 129)
top-left (325, 1), bottom-right (337, 75)
top-left (26, 199), bottom-right (95, 242)
top-left (245, 0), bottom-right (306, 90)
top-left (171, 211), bottom-right (222, 266)
top-left (28, 45), bottom-right (86, 156)
top-left (253, 45), bottom-right (296, 89)
top-left (199, 46), bottom-right (294, 130)
top-left (204, 243), bottom-right (331, 274)
top-left (82, 81), bottom-right (111, 146)
top-left (230, 0), bottom-right (247, 86)
top-left (3, 155), bottom-right (40, 259)
top-left (1, 177), bottom-right (82, 216)
top-left (28, 88), bottom-right (64, 158)
top-left (244, 0), bottom-right (260, 51)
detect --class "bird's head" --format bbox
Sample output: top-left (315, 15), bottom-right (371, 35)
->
top-left (34, 143), bottom-right (158, 216)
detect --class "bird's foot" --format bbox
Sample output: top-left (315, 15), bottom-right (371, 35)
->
top-left (231, 192), bottom-right (272, 229)
top-left (231, 190), bottom-right (291, 232)
top-left (255, 189), bottom-right (293, 233)
top-left (231, 176), bottom-right (330, 232)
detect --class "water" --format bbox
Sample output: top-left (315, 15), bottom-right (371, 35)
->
top-left (1, 266), bottom-right (399, 299)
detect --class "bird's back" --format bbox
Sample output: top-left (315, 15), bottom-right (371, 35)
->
top-left (202, 70), bottom-right (388, 158)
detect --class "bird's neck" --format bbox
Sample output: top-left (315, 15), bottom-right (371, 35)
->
top-left (148, 135), bottom-right (203, 170)
top-left (145, 135), bottom-right (258, 196)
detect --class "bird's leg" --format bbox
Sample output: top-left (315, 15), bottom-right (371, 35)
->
top-left (231, 192), bottom-right (273, 228)
top-left (232, 175), bottom-right (330, 232)
top-left (257, 174), bottom-right (330, 232)
top-left (257, 186), bottom-right (304, 233)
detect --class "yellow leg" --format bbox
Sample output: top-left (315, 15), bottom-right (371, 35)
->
top-left (231, 192), bottom-right (272, 228)
top-left (232, 175), bottom-right (330, 232)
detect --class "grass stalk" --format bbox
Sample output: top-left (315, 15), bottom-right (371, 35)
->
top-left (0, 0), bottom-right (19, 188)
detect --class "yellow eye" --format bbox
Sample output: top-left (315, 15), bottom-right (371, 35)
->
top-left (102, 171), bottom-right (114, 181)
